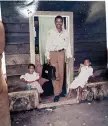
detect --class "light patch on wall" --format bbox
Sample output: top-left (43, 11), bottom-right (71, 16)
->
top-left (15, 0), bottom-right (39, 18)
top-left (86, 1), bottom-right (105, 23)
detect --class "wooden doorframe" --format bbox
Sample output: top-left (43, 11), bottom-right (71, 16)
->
top-left (29, 11), bottom-right (74, 94)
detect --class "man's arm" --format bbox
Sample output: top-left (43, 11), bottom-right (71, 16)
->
top-left (45, 30), bottom-right (51, 62)
top-left (66, 40), bottom-right (72, 58)
top-left (78, 64), bottom-right (84, 73)
top-left (65, 32), bottom-right (72, 63)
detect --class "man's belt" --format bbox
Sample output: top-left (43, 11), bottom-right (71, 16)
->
top-left (51, 49), bottom-right (64, 52)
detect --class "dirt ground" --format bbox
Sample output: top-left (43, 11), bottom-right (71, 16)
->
top-left (11, 100), bottom-right (108, 126)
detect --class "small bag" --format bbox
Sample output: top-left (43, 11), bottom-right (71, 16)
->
top-left (42, 63), bottom-right (56, 80)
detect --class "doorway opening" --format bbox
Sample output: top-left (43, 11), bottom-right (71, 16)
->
top-left (29, 11), bottom-right (74, 106)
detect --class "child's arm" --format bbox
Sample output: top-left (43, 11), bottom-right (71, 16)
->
top-left (78, 64), bottom-right (84, 73)
top-left (21, 78), bottom-right (26, 82)
top-left (35, 73), bottom-right (40, 81)
top-left (20, 75), bottom-right (27, 82)
top-left (89, 66), bottom-right (93, 77)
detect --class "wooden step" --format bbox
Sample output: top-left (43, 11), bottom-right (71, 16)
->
top-left (37, 99), bottom-right (77, 109)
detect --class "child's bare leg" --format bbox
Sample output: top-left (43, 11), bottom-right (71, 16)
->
top-left (78, 87), bottom-right (83, 102)
top-left (38, 93), bottom-right (42, 103)
top-left (76, 87), bottom-right (80, 102)
top-left (67, 89), bottom-right (73, 98)
top-left (80, 88), bottom-right (83, 100)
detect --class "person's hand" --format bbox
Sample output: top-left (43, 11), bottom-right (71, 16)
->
top-left (47, 59), bottom-right (51, 64)
top-left (21, 78), bottom-right (26, 82)
top-left (80, 63), bottom-right (84, 67)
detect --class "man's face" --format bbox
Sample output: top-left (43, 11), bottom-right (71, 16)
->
top-left (55, 18), bottom-right (63, 29)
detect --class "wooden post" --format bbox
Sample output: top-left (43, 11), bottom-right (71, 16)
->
top-left (29, 15), bottom-right (36, 64)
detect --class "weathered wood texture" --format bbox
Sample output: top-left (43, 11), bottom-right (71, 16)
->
top-left (5, 54), bottom-right (30, 65)
top-left (5, 33), bottom-right (29, 44)
top-left (5, 43), bottom-right (30, 55)
top-left (6, 54), bottom-right (40, 76)
top-left (8, 81), bottom-right (108, 111)
top-left (6, 65), bottom-right (28, 76)
top-left (4, 23), bottom-right (29, 33)
top-left (1, 1), bottom-right (107, 79)
top-left (1, 2), bottom-right (30, 79)
top-left (7, 75), bottom-right (26, 93)
top-left (9, 90), bottom-right (39, 111)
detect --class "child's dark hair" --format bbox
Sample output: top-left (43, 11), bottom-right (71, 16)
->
top-left (28, 64), bottom-right (35, 69)
top-left (84, 59), bottom-right (90, 62)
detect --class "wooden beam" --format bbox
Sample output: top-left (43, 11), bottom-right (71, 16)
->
top-left (5, 54), bottom-right (40, 66)
top-left (37, 99), bottom-right (77, 109)
top-left (4, 23), bottom-right (29, 33)
top-left (5, 43), bottom-right (30, 55)
top-left (86, 81), bottom-right (108, 87)
top-left (5, 54), bottom-right (30, 65)
top-left (6, 65), bottom-right (28, 76)
top-left (6, 33), bottom-right (29, 44)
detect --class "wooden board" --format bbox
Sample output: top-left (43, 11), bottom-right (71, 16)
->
top-left (86, 81), bottom-right (108, 87)
top-left (5, 54), bottom-right (30, 65)
top-left (5, 54), bottom-right (40, 65)
top-left (74, 41), bottom-right (106, 52)
top-left (5, 43), bottom-right (30, 55)
top-left (6, 65), bottom-right (28, 76)
top-left (74, 34), bottom-right (106, 43)
top-left (6, 54), bottom-right (40, 76)
top-left (6, 33), bottom-right (29, 44)
top-left (74, 25), bottom-right (106, 34)
top-left (37, 99), bottom-right (77, 109)
top-left (4, 23), bottom-right (29, 33)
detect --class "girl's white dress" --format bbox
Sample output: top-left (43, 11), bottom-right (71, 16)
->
top-left (20, 72), bottom-right (43, 93)
top-left (69, 66), bottom-right (93, 89)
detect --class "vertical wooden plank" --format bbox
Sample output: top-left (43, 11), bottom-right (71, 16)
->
top-left (66, 13), bottom-right (74, 93)
top-left (105, 1), bottom-right (108, 68)
top-left (29, 16), bottom-right (35, 64)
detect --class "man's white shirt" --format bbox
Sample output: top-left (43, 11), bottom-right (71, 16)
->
top-left (45, 28), bottom-right (72, 59)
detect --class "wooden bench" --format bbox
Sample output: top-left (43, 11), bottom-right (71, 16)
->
top-left (8, 81), bottom-right (108, 111)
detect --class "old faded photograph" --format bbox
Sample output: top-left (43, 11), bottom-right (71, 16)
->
top-left (0, 1), bottom-right (108, 126)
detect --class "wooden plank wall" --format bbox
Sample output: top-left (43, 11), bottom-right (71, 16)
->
top-left (1, 1), bottom-right (107, 77)
top-left (0, 1), bottom-right (107, 92)
top-left (1, 2), bottom-right (30, 76)
top-left (37, 1), bottom-right (107, 67)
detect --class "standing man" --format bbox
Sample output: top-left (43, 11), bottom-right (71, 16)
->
top-left (45, 15), bottom-right (72, 102)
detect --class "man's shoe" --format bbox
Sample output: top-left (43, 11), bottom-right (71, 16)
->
top-left (54, 96), bottom-right (60, 102)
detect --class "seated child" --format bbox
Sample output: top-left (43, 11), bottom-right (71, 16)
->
top-left (67, 59), bottom-right (93, 102)
top-left (20, 64), bottom-right (43, 101)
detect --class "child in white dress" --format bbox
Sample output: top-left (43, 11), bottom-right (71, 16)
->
top-left (68, 59), bottom-right (93, 102)
top-left (20, 64), bottom-right (43, 101)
